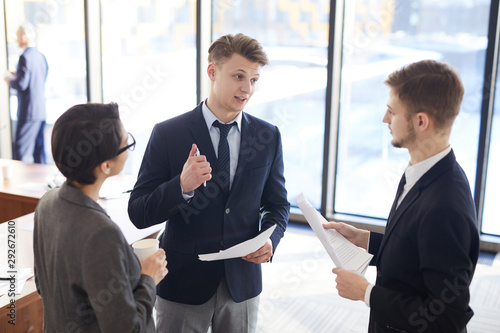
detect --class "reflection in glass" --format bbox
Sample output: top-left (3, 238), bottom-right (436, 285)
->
top-left (5, 0), bottom-right (87, 163)
top-left (101, 0), bottom-right (197, 175)
top-left (213, 0), bottom-right (330, 208)
top-left (335, 0), bottom-right (489, 219)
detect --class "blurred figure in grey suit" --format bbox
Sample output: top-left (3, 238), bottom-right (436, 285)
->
top-left (4, 23), bottom-right (48, 163)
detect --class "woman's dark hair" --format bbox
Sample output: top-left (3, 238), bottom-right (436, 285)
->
top-left (51, 103), bottom-right (123, 185)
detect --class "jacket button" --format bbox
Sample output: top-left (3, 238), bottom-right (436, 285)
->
top-left (225, 208), bottom-right (230, 214)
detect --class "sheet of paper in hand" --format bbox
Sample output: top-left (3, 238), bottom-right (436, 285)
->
top-left (296, 193), bottom-right (373, 275)
top-left (198, 224), bottom-right (277, 261)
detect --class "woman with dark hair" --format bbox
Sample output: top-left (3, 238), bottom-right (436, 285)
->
top-left (33, 103), bottom-right (168, 332)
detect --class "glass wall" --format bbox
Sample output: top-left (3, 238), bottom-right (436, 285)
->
top-left (101, 0), bottom-right (197, 175)
top-left (482, 66), bottom-right (500, 235)
top-left (2, 0), bottom-right (499, 239)
top-left (4, 0), bottom-right (87, 163)
top-left (212, 0), bottom-right (330, 208)
top-left (334, 0), bottom-right (490, 219)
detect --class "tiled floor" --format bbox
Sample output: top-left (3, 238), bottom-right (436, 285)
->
top-left (257, 223), bottom-right (500, 333)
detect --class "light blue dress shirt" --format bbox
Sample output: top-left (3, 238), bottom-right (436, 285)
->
top-left (201, 100), bottom-right (242, 189)
top-left (181, 101), bottom-right (242, 199)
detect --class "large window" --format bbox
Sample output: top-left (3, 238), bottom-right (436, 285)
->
top-left (482, 62), bottom-right (500, 236)
top-left (212, 0), bottom-right (330, 208)
top-left (335, 0), bottom-right (490, 219)
top-left (2, 0), bottom-right (500, 242)
top-left (5, 0), bottom-right (87, 163)
top-left (101, 0), bottom-right (197, 175)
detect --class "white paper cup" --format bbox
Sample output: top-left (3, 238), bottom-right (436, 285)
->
top-left (2, 164), bottom-right (12, 180)
top-left (132, 239), bottom-right (159, 260)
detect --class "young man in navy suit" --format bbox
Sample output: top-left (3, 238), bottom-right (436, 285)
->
top-left (5, 23), bottom-right (48, 163)
top-left (128, 33), bottom-right (289, 332)
top-left (325, 60), bottom-right (479, 333)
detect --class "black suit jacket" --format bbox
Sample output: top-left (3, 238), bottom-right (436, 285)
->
top-left (128, 103), bottom-right (290, 304)
top-left (368, 150), bottom-right (479, 333)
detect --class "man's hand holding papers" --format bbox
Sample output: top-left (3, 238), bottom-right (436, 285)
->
top-left (331, 267), bottom-right (370, 301)
top-left (323, 221), bottom-right (370, 250)
top-left (296, 193), bottom-right (374, 302)
top-left (198, 225), bottom-right (276, 262)
top-left (324, 221), bottom-right (372, 301)
top-left (295, 193), bottom-right (373, 275)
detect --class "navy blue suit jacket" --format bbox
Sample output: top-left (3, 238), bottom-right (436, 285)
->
top-left (367, 150), bottom-right (479, 333)
top-left (128, 104), bottom-right (290, 304)
top-left (9, 47), bottom-right (48, 121)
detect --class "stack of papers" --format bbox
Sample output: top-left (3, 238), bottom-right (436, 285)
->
top-left (296, 193), bottom-right (373, 275)
top-left (0, 266), bottom-right (34, 296)
top-left (199, 225), bottom-right (276, 261)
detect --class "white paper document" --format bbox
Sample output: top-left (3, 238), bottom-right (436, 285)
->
top-left (296, 193), bottom-right (373, 275)
top-left (199, 225), bottom-right (276, 261)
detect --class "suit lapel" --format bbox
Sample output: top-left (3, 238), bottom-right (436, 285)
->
top-left (376, 150), bottom-right (457, 264)
top-left (188, 105), bottom-right (218, 173)
top-left (377, 188), bottom-right (420, 261)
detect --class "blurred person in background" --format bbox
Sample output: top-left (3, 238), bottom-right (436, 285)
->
top-left (4, 23), bottom-right (48, 163)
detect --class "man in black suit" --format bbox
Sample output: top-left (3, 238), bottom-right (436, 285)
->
top-left (5, 23), bottom-right (48, 163)
top-left (325, 60), bottom-right (479, 332)
top-left (128, 33), bottom-right (289, 332)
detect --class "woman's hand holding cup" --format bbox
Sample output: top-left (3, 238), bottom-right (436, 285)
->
top-left (132, 239), bottom-right (168, 285)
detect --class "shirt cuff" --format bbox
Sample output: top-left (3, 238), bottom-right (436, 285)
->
top-left (364, 283), bottom-right (374, 307)
top-left (181, 184), bottom-right (194, 201)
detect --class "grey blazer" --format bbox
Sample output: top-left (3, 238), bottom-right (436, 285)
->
top-left (34, 182), bottom-right (156, 332)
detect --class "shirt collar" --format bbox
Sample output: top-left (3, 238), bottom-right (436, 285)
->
top-left (404, 146), bottom-right (452, 187)
top-left (201, 100), bottom-right (242, 132)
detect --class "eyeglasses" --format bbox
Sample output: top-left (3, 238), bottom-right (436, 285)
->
top-left (115, 133), bottom-right (136, 156)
